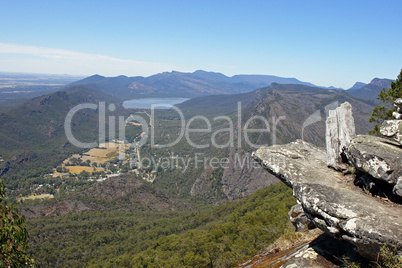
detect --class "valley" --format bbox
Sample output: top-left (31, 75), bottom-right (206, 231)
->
top-left (0, 70), bottom-right (394, 267)
top-left (2, 2), bottom-right (401, 267)
top-left (0, 73), bottom-right (379, 201)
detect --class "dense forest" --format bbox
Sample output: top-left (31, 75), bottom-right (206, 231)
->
top-left (26, 182), bottom-right (295, 267)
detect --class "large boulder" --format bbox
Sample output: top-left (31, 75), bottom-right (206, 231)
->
top-left (383, 98), bottom-right (402, 142)
top-left (326, 102), bottom-right (356, 170)
top-left (252, 140), bottom-right (402, 260)
top-left (346, 135), bottom-right (402, 197)
top-left (380, 120), bottom-right (402, 144)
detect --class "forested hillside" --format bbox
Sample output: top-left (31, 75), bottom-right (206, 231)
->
top-left (24, 181), bottom-right (295, 267)
top-left (0, 86), bottom-right (126, 191)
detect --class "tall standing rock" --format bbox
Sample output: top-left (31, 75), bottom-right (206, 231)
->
top-left (326, 102), bottom-right (356, 170)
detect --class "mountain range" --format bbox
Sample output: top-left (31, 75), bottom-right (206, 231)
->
top-left (68, 70), bottom-right (318, 100)
top-left (347, 77), bottom-right (393, 101)
top-left (68, 70), bottom-right (393, 103)
top-left (0, 70), bottom-right (393, 114)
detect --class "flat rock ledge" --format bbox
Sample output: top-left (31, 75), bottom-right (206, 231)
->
top-left (252, 140), bottom-right (402, 260)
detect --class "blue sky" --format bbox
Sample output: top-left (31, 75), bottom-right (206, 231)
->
top-left (0, 0), bottom-right (401, 88)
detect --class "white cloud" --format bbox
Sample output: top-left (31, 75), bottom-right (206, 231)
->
top-left (0, 42), bottom-right (174, 76)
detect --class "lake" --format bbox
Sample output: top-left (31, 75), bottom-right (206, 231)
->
top-left (123, 98), bottom-right (190, 109)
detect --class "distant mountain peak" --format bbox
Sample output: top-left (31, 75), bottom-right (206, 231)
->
top-left (91, 74), bottom-right (105, 79)
top-left (191, 70), bottom-right (230, 82)
top-left (347, 77), bottom-right (393, 101)
top-left (348, 82), bottom-right (367, 91)
top-left (369, 78), bottom-right (393, 88)
top-left (69, 74), bottom-right (107, 86)
top-left (326, 86), bottom-right (343, 90)
top-left (193, 70), bottom-right (219, 74)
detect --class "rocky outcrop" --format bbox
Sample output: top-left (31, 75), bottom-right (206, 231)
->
top-left (326, 102), bottom-right (356, 170)
top-left (380, 120), bottom-right (402, 144)
top-left (393, 98), bottom-right (402, 119)
top-left (346, 135), bottom-right (402, 197)
top-left (252, 140), bottom-right (402, 260)
top-left (251, 101), bottom-right (402, 263)
top-left (380, 98), bottom-right (402, 144)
